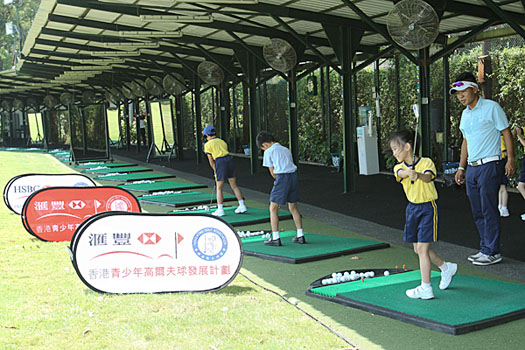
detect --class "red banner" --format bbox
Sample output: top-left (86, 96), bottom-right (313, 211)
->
top-left (22, 187), bottom-right (141, 242)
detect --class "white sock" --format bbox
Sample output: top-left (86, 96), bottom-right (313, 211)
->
top-left (439, 262), bottom-right (448, 272)
top-left (421, 282), bottom-right (431, 289)
top-left (296, 228), bottom-right (304, 237)
top-left (238, 200), bottom-right (245, 207)
top-left (501, 206), bottom-right (508, 210)
top-left (218, 204), bottom-right (224, 210)
top-left (272, 231), bottom-right (280, 240)
top-left (498, 204), bottom-right (502, 209)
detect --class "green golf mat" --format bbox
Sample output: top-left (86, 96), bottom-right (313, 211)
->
top-left (307, 270), bottom-right (525, 335)
top-left (118, 181), bottom-right (206, 193)
top-left (94, 173), bottom-right (175, 182)
top-left (81, 166), bottom-right (152, 174)
top-left (0, 147), bottom-right (45, 152)
top-left (75, 162), bottom-right (137, 168)
top-left (170, 206), bottom-right (292, 227)
top-left (139, 191), bottom-right (235, 207)
top-left (242, 231), bottom-right (389, 264)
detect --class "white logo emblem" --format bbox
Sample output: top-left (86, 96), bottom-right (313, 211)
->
top-left (69, 200), bottom-right (86, 209)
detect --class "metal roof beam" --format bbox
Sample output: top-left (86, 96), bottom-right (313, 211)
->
top-left (34, 35), bottom-right (234, 63)
top-left (226, 2), bottom-right (371, 31)
top-left (430, 19), bottom-right (498, 64)
top-left (480, 0), bottom-right (525, 38)
top-left (354, 45), bottom-right (396, 73)
top-left (53, 0), bottom-right (334, 49)
top-left (446, 1), bottom-right (525, 26)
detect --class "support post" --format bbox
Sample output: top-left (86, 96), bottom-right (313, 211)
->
top-left (193, 74), bottom-right (203, 164)
top-left (135, 98), bottom-right (141, 152)
top-left (374, 60), bottom-right (383, 170)
top-left (218, 84), bottom-right (228, 142)
top-left (395, 55), bottom-right (401, 130)
top-left (443, 55), bottom-right (450, 162)
top-left (288, 68), bottom-right (299, 166)
top-left (248, 54), bottom-right (258, 174)
top-left (326, 66), bottom-right (332, 151)
top-left (174, 95), bottom-right (184, 160)
top-left (418, 48), bottom-right (432, 158)
top-left (340, 27), bottom-right (363, 193)
top-left (232, 85), bottom-right (238, 153)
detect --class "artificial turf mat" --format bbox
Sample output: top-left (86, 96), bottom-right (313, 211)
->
top-left (139, 191), bottom-right (236, 207)
top-left (170, 206), bottom-right (292, 226)
top-left (81, 166), bottom-right (152, 174)
top-left (75, 162), bottom-right (137, 168)
top-left (242, 231), bottom-right (390, 264)
top-left (94, 173), bottom-right (175, 182)
top-left (117, 181), bottom-right (206, 193)
top-left (0, 147), bottom-right (45, 152)
top-left (307, 270), bottom-right (525, 335)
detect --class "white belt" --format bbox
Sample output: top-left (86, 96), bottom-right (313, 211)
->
top-left (468, 155), bottom-right (501, 167)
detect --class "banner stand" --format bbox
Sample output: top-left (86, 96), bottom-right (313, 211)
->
top-left (146, 100), bottom-right (176, 163)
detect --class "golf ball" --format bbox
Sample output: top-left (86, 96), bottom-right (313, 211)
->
top-left (384, 271), bottom-right (390, 276)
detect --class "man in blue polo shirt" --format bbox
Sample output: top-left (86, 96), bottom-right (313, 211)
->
top-left (453, 72), bottom-right (515, 266)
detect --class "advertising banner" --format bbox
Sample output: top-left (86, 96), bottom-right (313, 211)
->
top-left (4, 174), bottom-right (96, 214)
top-left (70, 212), bottom-right (242, 294)
top-left (22, 187), bottom-right (141, 242)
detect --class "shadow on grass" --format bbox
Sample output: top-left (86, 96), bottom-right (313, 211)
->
top-left (214, 285), bottom-right (255, 295)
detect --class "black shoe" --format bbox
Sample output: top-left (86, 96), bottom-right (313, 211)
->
top-left (264, 238), bottom-right (282, 246)
top-left (292, 236), bottom-right (306, 244)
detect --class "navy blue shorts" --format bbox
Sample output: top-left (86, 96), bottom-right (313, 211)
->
top-left (404, 201), bottom-right (439, 243)
top-left (520, 158), bottom-right (525, 183)
top-left (215, 155), bottom-right (236, 182)
top-left (270, 172), bottom-right (299, 206)
top-left (500, 158), bottom-right (509, 186)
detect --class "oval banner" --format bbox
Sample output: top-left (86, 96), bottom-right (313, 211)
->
top-left (22, 187), bottom-right (141, 242)
top-left (70, 212), bottom-right (242, 294)
top-left (4, 173), bottom-right (96, 214)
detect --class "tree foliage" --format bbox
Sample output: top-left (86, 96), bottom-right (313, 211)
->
top-left (0, 0), bottom-right (39, 70)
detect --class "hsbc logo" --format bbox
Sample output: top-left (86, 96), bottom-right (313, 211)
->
top-left (69, 200), bottom-right (86, 209)
top-left (138, 233), bottom-right (162, 245)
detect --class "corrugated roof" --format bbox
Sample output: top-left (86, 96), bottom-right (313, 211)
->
top-left (1, 0), bottom-right (524, 103)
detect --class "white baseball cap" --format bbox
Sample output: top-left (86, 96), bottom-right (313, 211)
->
top-left (449, 81), bottom-right (478, 95)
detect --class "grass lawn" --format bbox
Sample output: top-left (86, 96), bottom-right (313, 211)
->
top-left (0, 151), bottom-right (348, 350)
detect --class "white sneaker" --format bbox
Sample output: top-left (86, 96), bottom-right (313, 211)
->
top-left (499, 207), bottom-right (510, 217)
top-left (472, 253), bottom-right (502, 266)
top-left (467, 251), bottom-right (483, 262)
top-left (212, 209), bottom-right (225, 217)
top-left (406, 285), bottom-right (434, 299)
top-left (235, 205), bottom-right (247, 214)
top-left (439, 262), bottom-right (457, 290)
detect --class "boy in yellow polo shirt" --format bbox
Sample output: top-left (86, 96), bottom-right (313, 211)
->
top-left (203, 125), bottom-right (247, 216)
top-left (390, 130), bottom-right (457, 299)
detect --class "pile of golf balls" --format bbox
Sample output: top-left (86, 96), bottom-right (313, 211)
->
top-left (173, 205), bottom-right (215, 212)
top-left (321, 270), bottom-right (376, 285)
top-left (237, 230), bottom-right (270, 239)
